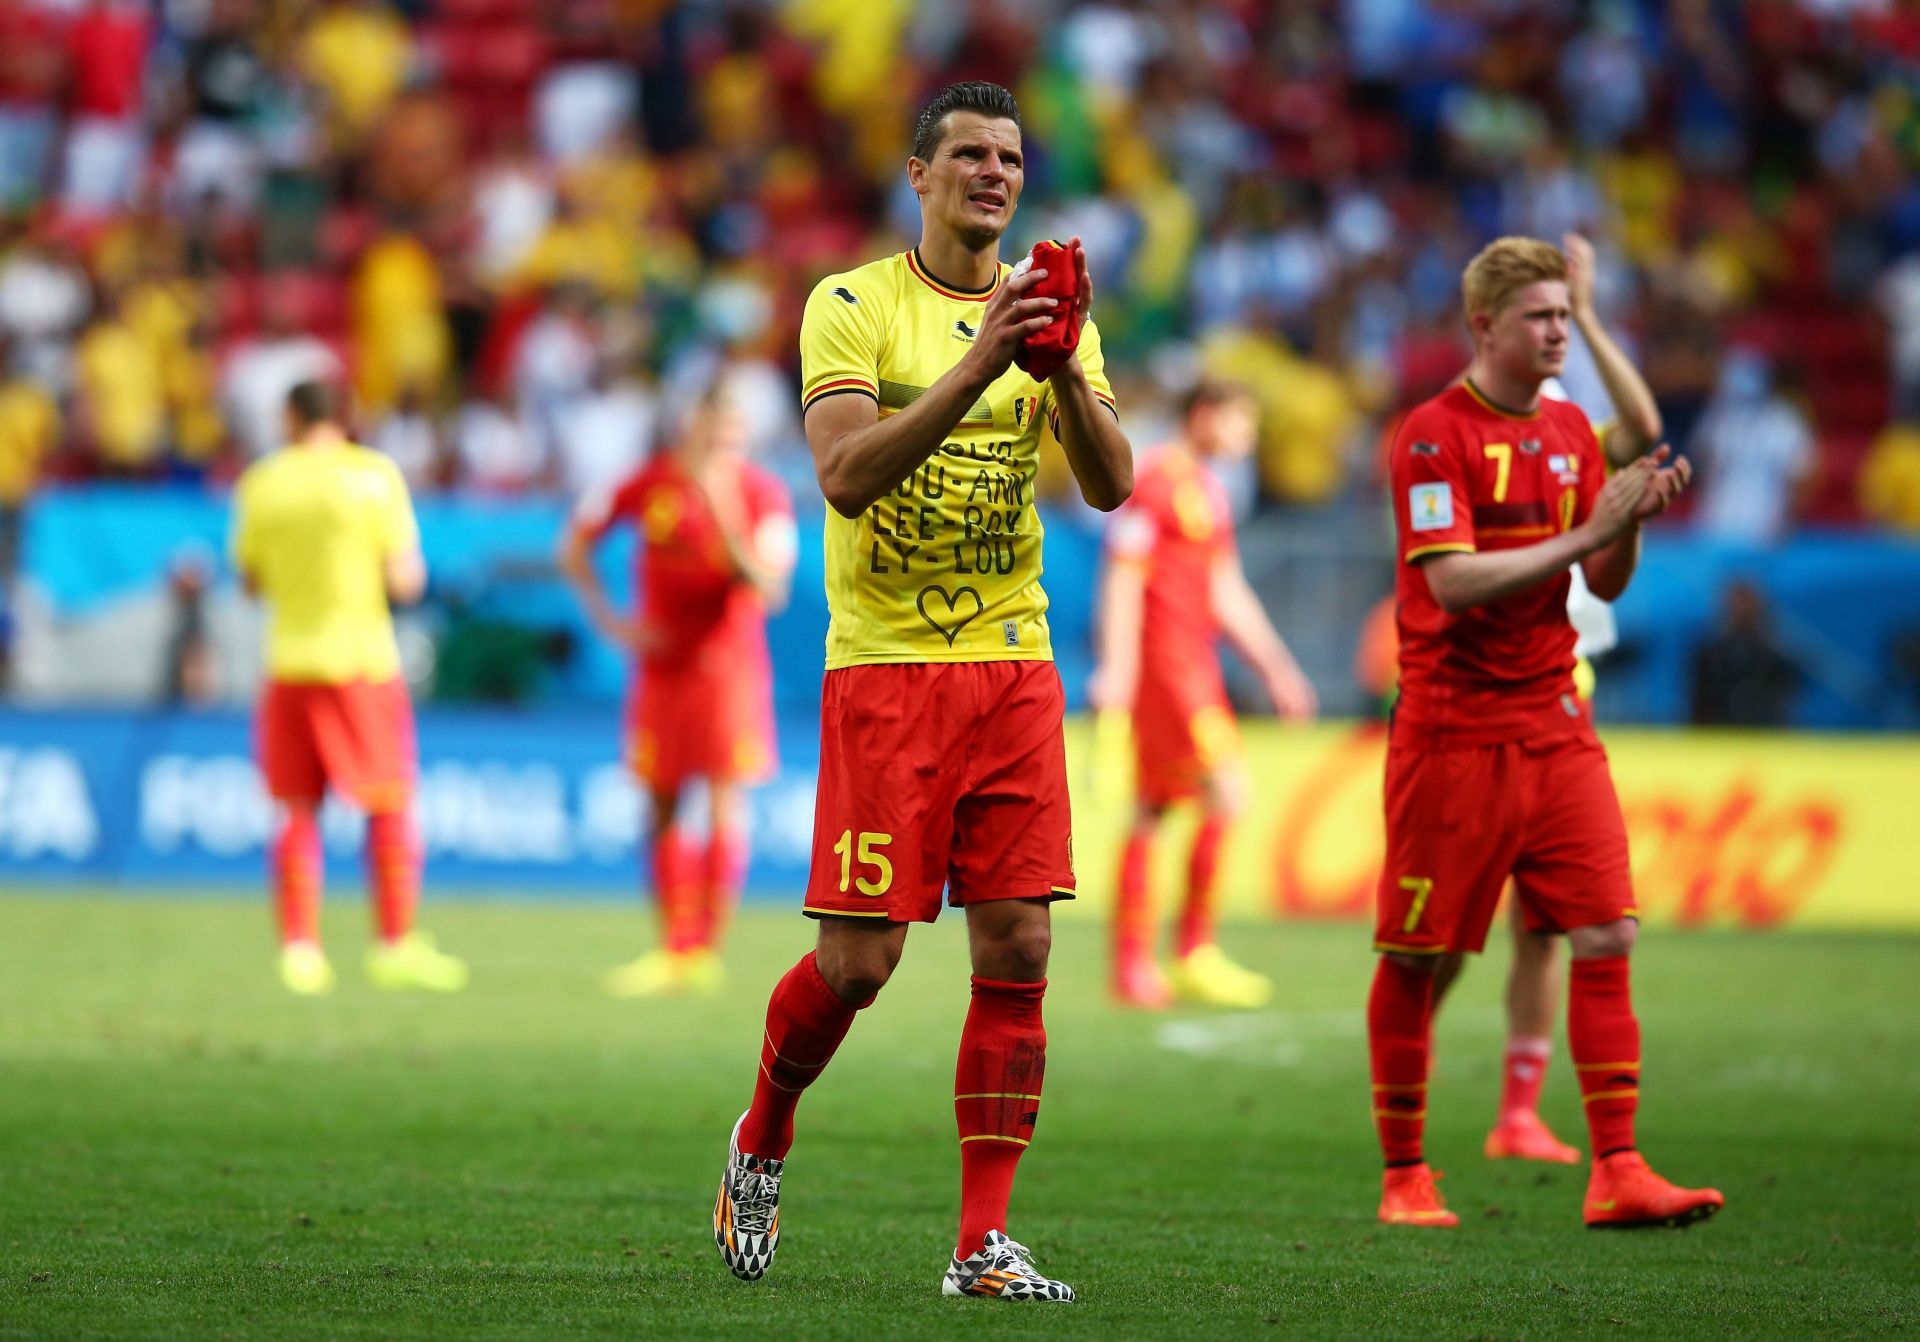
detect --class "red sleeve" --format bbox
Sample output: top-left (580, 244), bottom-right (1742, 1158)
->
top-left (571, 469), bottom-right (648, 543)
top-left (1391, 406), bottom-right (1477, 564)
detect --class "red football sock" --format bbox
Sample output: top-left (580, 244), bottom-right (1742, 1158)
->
top-left (737, 951), bottom-right (867, 1160)
top-left (697, 824), bottom-right (747, 952)
top-left (955, 976), bottom-right (1046, 1260)
top-left (1176, 814), bottom-right (1228, 957)
top-left (273, 810), bottom-right (322, 945)
top-left (1368, 957), bottom-right (1435, 1166)
top-left (1498, 1034), bottom-right (1553, 1119)
top-left (365, 809), bottom-right (418, 945)
top-left (1114, 829), bottom-right (1154, 969)
top-left (1569, 955), bottom-right (1640, 1157)
top-left (652, 827), bottom-right (701, 954)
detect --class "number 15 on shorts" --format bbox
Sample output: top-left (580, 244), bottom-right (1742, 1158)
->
top-left (832, 830), bottom-right (894, 896)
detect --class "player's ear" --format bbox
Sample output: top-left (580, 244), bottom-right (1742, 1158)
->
top-left (907, 156), bottom-right (930, 196)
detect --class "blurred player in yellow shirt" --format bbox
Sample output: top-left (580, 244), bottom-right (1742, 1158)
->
top-left (231, 382), bottom-right (467, 996)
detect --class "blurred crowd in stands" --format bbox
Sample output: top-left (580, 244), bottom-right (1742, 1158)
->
top-left (1, 0), bottom-right (1919, 579)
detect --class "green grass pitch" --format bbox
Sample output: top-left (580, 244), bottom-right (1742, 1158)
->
top-left (1, 893), bottom-right (1915, 1340)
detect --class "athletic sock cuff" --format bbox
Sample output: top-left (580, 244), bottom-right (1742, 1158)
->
top-left (802, 950), bottom-right (875, 1012)
top-left (970, 975), bottom-right (1047, 999)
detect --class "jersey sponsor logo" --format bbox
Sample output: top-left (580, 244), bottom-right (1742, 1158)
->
top-left (916, 583), bottom-right (985, 645)
top-left (1409, 482), bottom-right (1454, 532)
top-left (1409, 441), bottom-right (1440, 457)
top-left (832, 286), bottom-right (858, 304)
top-left (1520, 438), bottom-right (1542, 455)
top-left (953, 318), bottom-right (977, 341)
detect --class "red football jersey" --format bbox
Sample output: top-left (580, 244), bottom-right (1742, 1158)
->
top-left (573, 454), bottom-right (793, 670)
top-left (1389, 382), bottom-right (1606, 747)
top-left (1106, 445), bottom-right (1234, 695)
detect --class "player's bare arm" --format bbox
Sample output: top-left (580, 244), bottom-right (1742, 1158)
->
top-left (557, 527), bottom-right (656, 654)
top-left (807, 264), bottom-right (1060, 518)
top-left (695, 466), bottom-right (794, 608)
top-left (1090, 558), bottom-right (1145, 711)
top-left (384, 547), bottom-right (427, 606)
top-left (1047, 239), bottom-right (1133, 512)
top-left (1208, 554), bottom-right (1316, 718)
top-left (1420, 449), bottom-right (1688, 613)
top-left (1564, 233), bottom-right (1663, 467)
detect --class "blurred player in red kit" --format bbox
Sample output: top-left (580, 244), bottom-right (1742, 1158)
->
top-left (1092, 378), bottom-right (1316, 1008)
top-left (561, 378), bottom-right (796, 997)
top-left (1369, 237), bottom-right (1723, 1230)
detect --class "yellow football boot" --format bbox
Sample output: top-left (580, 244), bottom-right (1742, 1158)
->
top-left (366, 931), bottom-right (470, 992)
top-left (278, 942), bottom-right (336, 996)
top-left (1170, 943), bottom-right (1273, 1009)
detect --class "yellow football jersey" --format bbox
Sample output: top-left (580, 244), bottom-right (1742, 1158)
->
top-left (230, 443), bottom-right (418, 684)
top-left (799, 249), bottom-right (1117, 669)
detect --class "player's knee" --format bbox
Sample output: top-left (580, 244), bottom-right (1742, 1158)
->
top-left (818, 947), bottom-right (897, 1003)
top-left (1384, 950), bottom-right (1448, 978)
top-left (1568, 917), bottom-right (1636, 959)
top-left (650, 789), bottom-right (682, 830)
top-left (814, 924), bottom-right (905, 1002)
top-left (978, 917), bottom-right (1051, 981)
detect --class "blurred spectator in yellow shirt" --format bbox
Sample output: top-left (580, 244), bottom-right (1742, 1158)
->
top-left (299, 0), bottom-right (413, 151)
top-left (74, 292), bottom-right (167, 472)
top-left (1860, 421), bottom-right (1920, 534)
top-left (0, 336), bottom-right (59, 576)
top-left (351, 232), bottom-right (451, 413)
top-left (1201, 324), bottom-right (1358, 506)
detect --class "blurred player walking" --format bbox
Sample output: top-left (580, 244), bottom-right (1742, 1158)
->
top-left (561, 380), bottom-right (796, 996)
top-left (1092, 379), bottom-right (1316, 1008)
top-left (231, 381), bottom-right (467, 995)
top-left (712, 81), bottom-right (1132, 1300)
top-left (1369, 238), bottom-right (1722, 1230)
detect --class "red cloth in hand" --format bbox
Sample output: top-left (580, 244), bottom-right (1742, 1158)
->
top-left (1012, 240), bottom-right (1084, 381)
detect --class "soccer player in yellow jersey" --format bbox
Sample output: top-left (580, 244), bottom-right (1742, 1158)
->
top-left (712, 82), bottom-right (1132, 1301)
top-left (231, 382), bottom-right (468, 996)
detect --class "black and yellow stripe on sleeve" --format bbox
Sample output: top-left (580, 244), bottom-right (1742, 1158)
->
top-left (802, 377), bottom-right (879, 413)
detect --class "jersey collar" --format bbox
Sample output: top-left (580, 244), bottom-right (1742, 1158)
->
top-left (906, 248), bottom-right (1002, 302)
top-left (1462, 377), bottom-right (1543, 421)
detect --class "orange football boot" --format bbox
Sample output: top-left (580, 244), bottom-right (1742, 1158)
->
top-left (1583, 1151), bottom-right (1724, 1229)
top-left (1379, 1163), bottom-right (1459, 1227)
top-left (1484, 1109), bottom-right (1581, 1164)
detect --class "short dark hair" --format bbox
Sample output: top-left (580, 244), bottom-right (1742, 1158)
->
top-left (286, 380), bottom-right (339, 430)
top-left (912, 81), bottom-right (1021, 162)
top-left (1181, 377), bottom-right (1253, 421)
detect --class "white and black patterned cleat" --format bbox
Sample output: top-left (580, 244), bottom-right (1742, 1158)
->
top-left (713, 1111), bottom-right (781, 1281)
top-left (941, 1229), bottom-right (1075, 1301)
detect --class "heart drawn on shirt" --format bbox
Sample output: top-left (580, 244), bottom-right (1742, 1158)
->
top-left (916, 584), bottom-right (985, 646)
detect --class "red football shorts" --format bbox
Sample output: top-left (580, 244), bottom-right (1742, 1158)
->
top-left (626, 651), bottom-right (776, 791)
top-left (803, 661), bottom-right (1075, 922)
top-left (1374, 735), bottom-right (1634, 955)
top-left (258, 677), bottom-right (415, 813)
top-left (1133, 664), bottom-right (1238, 805)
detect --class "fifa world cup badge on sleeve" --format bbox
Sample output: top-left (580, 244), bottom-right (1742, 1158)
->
top-left (1409, 482), bottom-right (1454, 531)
